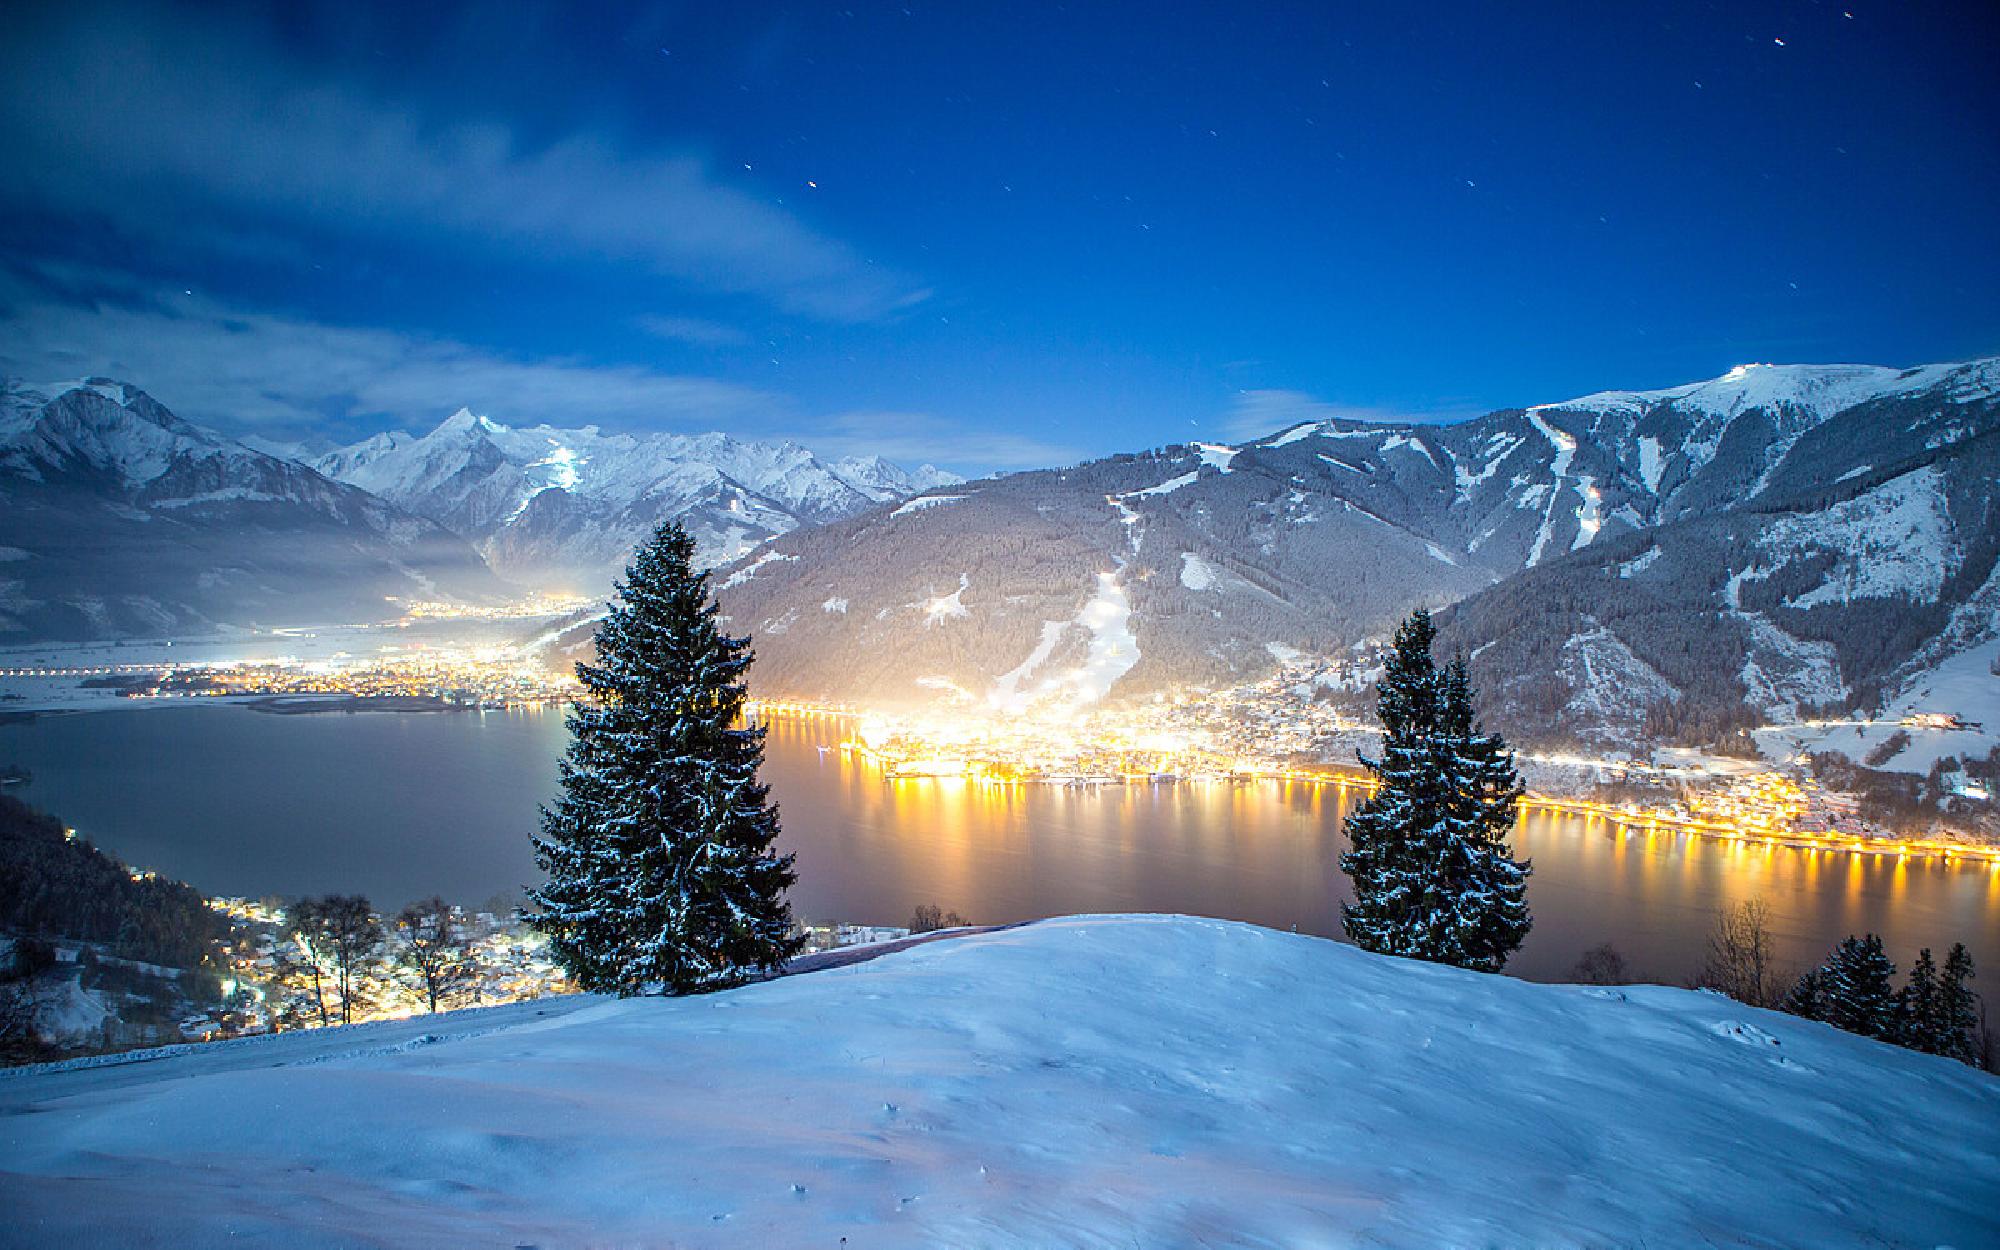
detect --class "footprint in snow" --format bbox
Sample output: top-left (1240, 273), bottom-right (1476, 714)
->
top-left (1709, 1019), bottom-right (1782, 1048)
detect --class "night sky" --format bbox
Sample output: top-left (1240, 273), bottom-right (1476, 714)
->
top-left (2, 1), bottom-right (1996, 471)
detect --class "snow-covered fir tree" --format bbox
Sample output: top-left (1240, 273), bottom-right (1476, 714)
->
top-left (1340, 609), bottom-right (1531, 971)
top-left (1779, 969), bottom-right (1825, 1020)
top-left (1895, 947), bottom-right (1943, 1053)
top-left (1790, 938), bottom-right (1980, 1065)
top-left (1937, 943), bottom-right (1979, 1065)
top-left (1816, 934), bottom-right (1899, 1040)
top-left (529, 521), bottom-right (802, 995)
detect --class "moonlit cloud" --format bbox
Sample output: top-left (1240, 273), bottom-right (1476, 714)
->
top-left (635, 315), bottom-right (752, 348)
top-left (0, 4), bottom-right (926, 323)
top-left (0, 263), bottom-right (1051, 473)
top-left (785, 410), bottom-right (1080, 474)
top-left (0, 264), bottom-right (771, 440)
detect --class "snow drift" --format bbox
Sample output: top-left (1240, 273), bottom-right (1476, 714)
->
top-left (2, 915), bottom-right (1995, 1247)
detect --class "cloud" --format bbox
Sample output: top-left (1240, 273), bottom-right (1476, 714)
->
top-left (636, 315), bottom-right (751, 348)
top-left (0, 263), bottom-right (1066, 475)
top-left (0, 3), bottom-right (925, 322)
top-left (786, 410), bottom-right (1080, 474)
top-left (1221, 389), bottom-right (1474, 442)
top-left (0, 265), bottom-right (774, 440)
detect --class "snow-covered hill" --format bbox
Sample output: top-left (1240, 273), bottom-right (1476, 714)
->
top-left (306, 411), bottom-right (958, 586)
top-left (717, 358), bottom-right (2000, 736)
top-left (1, 916), bottom-right (1993, 1248)
top-left (0, 380), bottom-right (503, 639)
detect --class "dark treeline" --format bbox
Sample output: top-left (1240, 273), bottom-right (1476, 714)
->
top-left (0, 794), bottom-right (228, 969)
top-left (1686, 897), bottom-right (1989, 1070)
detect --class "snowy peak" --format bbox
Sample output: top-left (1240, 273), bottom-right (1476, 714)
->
top-left (308, 409), bottom-right (964, 585)
top-left (434, 406), bottom-right (508, 438)
top-left (1, 379), bottom-right (233, 486)
top-left (831, 454), bottom-right (963, 499)
top-left (1537, 357), bottom-right (2000, 422)
top-left (0, 379), bottom-right (504, 639)
top-left (716, 353), bottom-right (2000, 721)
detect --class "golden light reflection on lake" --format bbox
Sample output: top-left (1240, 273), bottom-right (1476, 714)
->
top-left (761, 713), bottom-right (1998, 984)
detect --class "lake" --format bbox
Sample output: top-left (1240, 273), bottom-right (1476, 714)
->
top-left (4, 703), bottom-right (1995, 984)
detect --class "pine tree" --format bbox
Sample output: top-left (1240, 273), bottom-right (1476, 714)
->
top-left (1895, 947), bottom-right (1942, 1053)
top-left (1937, 943), bottom-right (1979, 1065)
top-left (1779, 969), bottom-right (1825, 1021)
top-left (1340, 610), bottom-right (1531, 971)
top-left (1817, 934), bottom-right (1899, 1040)
top-left (529, 521), bottom-right (803, 995)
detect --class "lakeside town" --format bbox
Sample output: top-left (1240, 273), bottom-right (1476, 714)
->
top-left (6, 609), bottom-right (1999, 869)
top-left (16, 883), bottom-right (927, 1061)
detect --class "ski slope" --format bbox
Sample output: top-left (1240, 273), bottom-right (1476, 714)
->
top-left (2, 916), bottom-right (1995, 1248)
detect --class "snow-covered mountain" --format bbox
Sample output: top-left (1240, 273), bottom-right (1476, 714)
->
top-left (717, 358), bottom-right (2000, 743)
top-left (1438, 358), bottom-right (2000, 749)
top-left (0, 379), bottom-right (504, 639)
top-left (306, 411), bottom-right (959, 588)
top-left (3, 916), bottom-right (1993, 1247)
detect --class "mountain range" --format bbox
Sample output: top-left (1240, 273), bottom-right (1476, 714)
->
top-left (304, 414), bottom-right (958, 588)
top-left (9, 358), bottom-right (1996, 759)
top-left (0, 379), bottom-right (502, 639)
top-left (714, 358), bottom-right (2000, 751)
top-left (0, 381), bottom-right (954, 639)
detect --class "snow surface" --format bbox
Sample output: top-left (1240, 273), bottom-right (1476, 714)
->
top-left (1178, 551), bottom-right (1218, 591)
top-left (1069, 570), bottom-right (1139, 702)
top-left (890, 493), bottom-right (967, 517)
top-left (1617, 546), bottom-right (1661, 579)
top-left (1537, 358), bottom-right (1999, 423)
top-left (987, 619), bottom-right (1070, 712)
top-left (1127, 471), bottom-right (1199, 498)
top-left (1559, 627), bottom-right (1678, 733)
top-left (718, 549), bottom-right (797, 590)
top-left (1761, 467), bottom-right (1955, 608)
top-left (1523, 412), bottom-right (1578, 566)
top-left (2, 916), bottom-right (1994, 1249)
top-left (1762, 634), bottom-right (2000, 775)
top-left (1194, 442), bottom-right (1239, 472)
top-left (921, 573), bottom-right (971, 627)
top-left (1264, 422), bottom-right (1321, 447)
top-left (1636, 435), bottom-right (1666, 494)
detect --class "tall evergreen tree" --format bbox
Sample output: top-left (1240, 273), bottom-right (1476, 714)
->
top-left (529, 521), bottom-right (802, 995)
top-left (1937, 943), bottom-right (1979, 1065)
top-left (1340, 610), bottom-right (1531, 971)
top-left (1817, 934), bottom-right (1899, 1040)
top-left (1779, 968), bottom-right (1825, 1021)
top-left (1895, 947), bottom-right (1942, 1053)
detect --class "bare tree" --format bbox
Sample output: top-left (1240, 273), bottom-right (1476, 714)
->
top-left (0, 937), bottom-right (57, 1062)
top-left (273, 926), bottom-right (334, 1029)
top-left (290, 895), bottom-right (383, 1026)
top-left (393, 896), bottom-right (477, 1013)
top-left (908, 903), bottom-right (968, 934)
top-left (1695, 898), bottom-right (1784, 1008)
top-left (1568, 942), bottom-right (1631, 985)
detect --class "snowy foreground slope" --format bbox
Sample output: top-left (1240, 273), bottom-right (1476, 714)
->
top-left (3, 917), bottom-right (1996, 1248)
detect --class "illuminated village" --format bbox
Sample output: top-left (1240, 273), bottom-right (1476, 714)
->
top-left (8, 594), bottom-right (1994, 877)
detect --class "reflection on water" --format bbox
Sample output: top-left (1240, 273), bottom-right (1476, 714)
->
top-left (3, 704), bottom-right (1993, 984)
top-left (759, 713), bottom-right (1999, 983)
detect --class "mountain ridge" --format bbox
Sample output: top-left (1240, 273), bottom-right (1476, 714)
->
top-left (0, 379), bottom-right (505, 639)
top-left (305, 410), bottom-right (960, 587)
top-left (716, 357), bottom-right (2000, 749)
